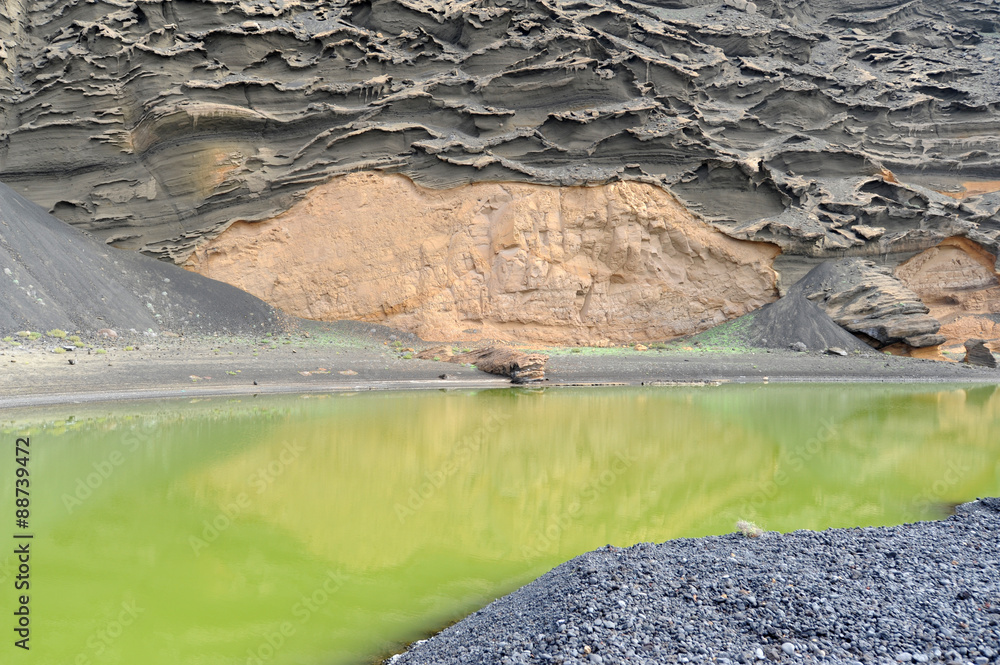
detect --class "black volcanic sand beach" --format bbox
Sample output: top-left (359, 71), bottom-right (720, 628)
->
top-left (2, 318), bottom-right (1000, 408)
top-left (391, 499), bottom-right (1000, 665)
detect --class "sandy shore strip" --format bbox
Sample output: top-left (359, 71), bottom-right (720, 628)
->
top-left (2, 321), bottom-right (999, 408)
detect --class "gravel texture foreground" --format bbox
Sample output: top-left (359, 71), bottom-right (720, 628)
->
top-left (392, 499), bottom-right (1000, 665)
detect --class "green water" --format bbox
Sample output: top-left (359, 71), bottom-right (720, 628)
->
top-left (1, 384), bottom-right (999, 664)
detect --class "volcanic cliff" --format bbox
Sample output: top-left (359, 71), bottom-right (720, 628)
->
top-left (2, 0), bottom-right (999, 344)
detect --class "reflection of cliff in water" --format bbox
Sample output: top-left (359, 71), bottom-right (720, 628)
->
top-left (10, 385), bottom-right (1000, 664)
top-left (183, 385), bottom-right (1000, 570)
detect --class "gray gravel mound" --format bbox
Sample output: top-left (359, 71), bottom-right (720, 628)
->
top-left (392, 499), bottom-right (1000, 665)
top-left (0, 181), bottom-right (281, 335)
top-left (738, 292), bottom-right (871, 353)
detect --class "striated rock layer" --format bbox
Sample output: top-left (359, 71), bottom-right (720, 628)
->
top-left (2, 0), bottom-right (1000, 270)
top-left (185, 173), bottom-right (779, 343)
top-left (792, 258), bottom-right (944, 348)
top-left (5, 0), bottom-right (1000, 342)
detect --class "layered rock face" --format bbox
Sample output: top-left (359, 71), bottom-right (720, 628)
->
top-left (2, 0), bottom-right (1000, 266)
top-left (186, 173), bottom-right (778, 342)
top-left (793, 259), bottom-right (945, 349)
top-left (4, 0), bottom-right (1000, 342)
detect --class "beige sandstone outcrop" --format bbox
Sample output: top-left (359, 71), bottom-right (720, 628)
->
top-left (185, 173), bottom-right (779, 344)
top-left (895, 237), bottom-right (1000, 354)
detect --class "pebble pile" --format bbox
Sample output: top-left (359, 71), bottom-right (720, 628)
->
top-left (393, 499), bottom-right (1000, 665)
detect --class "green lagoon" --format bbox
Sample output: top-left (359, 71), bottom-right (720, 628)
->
top-left (2, 384), bottom-right (999, 664)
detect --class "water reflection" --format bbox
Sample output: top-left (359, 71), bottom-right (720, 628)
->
top-left (2, 384), bottom-right (998, 664)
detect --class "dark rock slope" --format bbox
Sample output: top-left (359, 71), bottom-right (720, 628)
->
top-left (392, 498), bottom-right (1000, 665)
top-left (2, 0), bottom-right (1000, 267)
top-left (692, 257), bottom-right (946, 352)
top-left (0, 181), bottom-right (280, 334)
top-left (793, 258), bottom-right (947, 348)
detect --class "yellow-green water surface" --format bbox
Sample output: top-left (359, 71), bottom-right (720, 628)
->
top-left (2, 384), bottom-right (999, 664)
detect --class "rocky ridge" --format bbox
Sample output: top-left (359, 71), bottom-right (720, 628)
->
top-left (794, 258), bottom-right (946, 349)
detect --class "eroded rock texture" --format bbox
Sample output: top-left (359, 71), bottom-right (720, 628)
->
top-left (895, 236), bottom-right (1000, 350)
top-left (791, 258), bottom-right (945, 348)
top-left (416, 345), bottom-right (548, 382)
top-left (185, 173), bottom-right (779, 343)
top-left (3, 0), bottom-right (1000, 272)
top-left (963, 338), bottom-right (997, 368)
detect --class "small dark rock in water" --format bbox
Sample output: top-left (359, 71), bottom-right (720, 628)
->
top-left (790, 342), bottom-right (808, 352)
top-left (825, 346), bottom-right (848, 356)
top-left (963, 339), bottom-right (997, 368)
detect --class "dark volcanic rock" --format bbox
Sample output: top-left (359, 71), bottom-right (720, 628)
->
top-left (792, 259), bottom-right (946, 348)
top-left (391, 498), bottom-right (1000, 665)
top-left (0, 182), bottom-right (281, 335)
top-left (964, 338), bottom-right (998, 368)
top-left (2, 0), bottom-right (1000, 267)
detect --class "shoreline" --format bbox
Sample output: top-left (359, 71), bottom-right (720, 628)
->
top-left (3, 372), bottom-right (1000, 410)
top-left (2, 320), bottom-right (998, 408)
